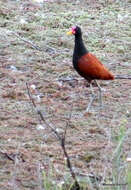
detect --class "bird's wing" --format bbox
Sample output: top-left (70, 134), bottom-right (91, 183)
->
top-left (77, 53), bottom-right (114, 80)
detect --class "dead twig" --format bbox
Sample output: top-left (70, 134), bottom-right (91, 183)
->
top-left (11, 32), bottom-right (42, 51)
top-left (102, 183), bottom-right (127, 186)
top-left (115, 75), bottom-right (131, 79)
top-left (26, 82), bottom-right (80, 189)
top-left (10, 31), bottom-right (56, 54)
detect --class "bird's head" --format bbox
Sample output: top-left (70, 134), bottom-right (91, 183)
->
top-left (67, 26), bottom-right (82, 36)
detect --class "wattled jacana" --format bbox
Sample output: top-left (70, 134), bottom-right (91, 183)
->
top-left (67, 26), bottom-right (114, 112)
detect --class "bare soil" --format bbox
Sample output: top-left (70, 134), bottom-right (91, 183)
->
top-left (0, 0), bottom-right (131, 189)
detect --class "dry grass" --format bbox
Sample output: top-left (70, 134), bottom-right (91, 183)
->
top-left (0, 0), bottom-right (131, 189)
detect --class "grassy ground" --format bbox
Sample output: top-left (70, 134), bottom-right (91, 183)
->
top-left (0, 0), bottom-right (131, 189)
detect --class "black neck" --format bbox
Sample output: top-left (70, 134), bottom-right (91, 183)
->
top-left (73, 35), bottom-right (88, 66)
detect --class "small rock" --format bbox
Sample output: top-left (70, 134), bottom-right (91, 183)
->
top-left (36, 124), bottom-right (45, 130)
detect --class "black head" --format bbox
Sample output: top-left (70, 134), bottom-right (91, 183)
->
top-left (67, 26), bottom-right (82, 37)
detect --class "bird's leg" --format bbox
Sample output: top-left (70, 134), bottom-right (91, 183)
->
top-left (94, 80), bottom-right (103, 108)
top-left (90, 82), bottom-right (94, 96)
top-left (86, 83), bottom-right (96, 112)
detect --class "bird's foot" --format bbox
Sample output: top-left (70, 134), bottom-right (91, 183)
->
top-left (83, 106), bottom-right (103, 116)
top-left (100, 87), bottom-right (106, 92)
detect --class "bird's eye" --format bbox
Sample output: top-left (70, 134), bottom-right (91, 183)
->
top-left (72, 29), bottom-right (76, 34)
top-left (72, 26), bottom-right (76, 34)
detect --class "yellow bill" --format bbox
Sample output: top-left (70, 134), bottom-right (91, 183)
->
top-left (66, 30), bottom-right (73, 35)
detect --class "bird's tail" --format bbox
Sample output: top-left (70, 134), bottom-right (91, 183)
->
top-left (115, 75), bottom-right (131, 79)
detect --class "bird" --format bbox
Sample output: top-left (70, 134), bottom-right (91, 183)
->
top-left (67, 26), bottom-right (114, 112)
